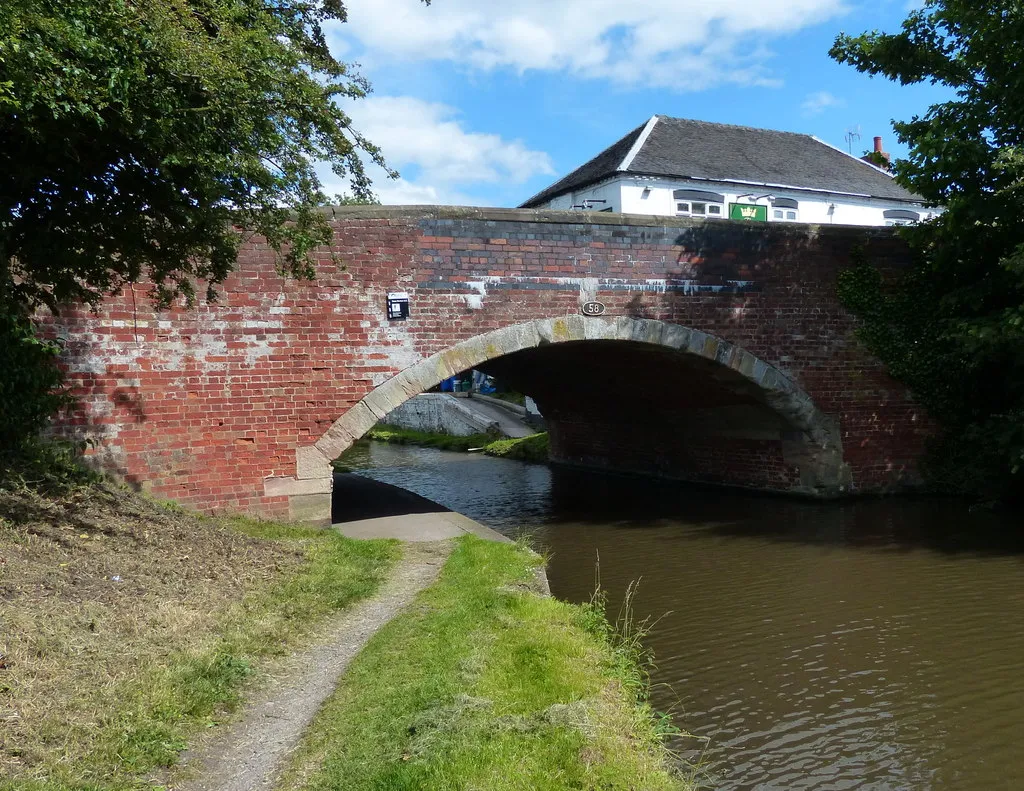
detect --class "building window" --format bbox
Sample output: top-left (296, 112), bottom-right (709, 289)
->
top-left (677, 201), bottom-right (723, 217)
top-left (674, 189), bottom-right (725, 219)
top-left (770, 197), bottom-right (799, 222)
top-left (883, 209), bottom-right (920, 226)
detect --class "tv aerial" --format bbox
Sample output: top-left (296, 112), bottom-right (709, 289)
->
top-left (844, 125), bottom-right (862, 154)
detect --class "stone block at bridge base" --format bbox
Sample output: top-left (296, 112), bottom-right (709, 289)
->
top-left (288, 492), bottom-right (332, 527)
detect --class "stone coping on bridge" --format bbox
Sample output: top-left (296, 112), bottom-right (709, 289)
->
top-left (319, 204), bottom-right (904, 238)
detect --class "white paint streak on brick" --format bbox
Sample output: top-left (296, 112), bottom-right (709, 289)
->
top-left (91, 401), bottom-right (114, 418)
top-left (241, 320), bottom-right (280, 330)
top-left (68, 360), bottom-right (108, 375)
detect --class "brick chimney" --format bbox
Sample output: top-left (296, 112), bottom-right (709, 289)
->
top-left (863, 136), bottom-right (891, 169)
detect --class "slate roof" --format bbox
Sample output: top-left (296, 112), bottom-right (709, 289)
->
top-left (520, 115), bottom-right (922, 207)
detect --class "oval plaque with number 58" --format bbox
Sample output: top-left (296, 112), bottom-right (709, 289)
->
top-left (581, 301), bottom-right (606, 317)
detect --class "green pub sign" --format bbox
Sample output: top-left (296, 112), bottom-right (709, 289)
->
top-left (729, 203), bottom-right (768, 222)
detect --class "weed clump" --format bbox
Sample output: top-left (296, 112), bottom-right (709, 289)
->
top-left (483, 432), bottom-right (549, 463)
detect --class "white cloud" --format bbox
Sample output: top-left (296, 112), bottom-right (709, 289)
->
top-left (318, 165), bottom-right (479, 206)
top-left (349, 97), bottom-right (554, 185)
top-left (335, 0), bottom-right (848, 90)
top-left (318, 96), bottom-right (554, 205)
top-left (371, 177), bottom-right (472, 206)
top-left (801, 90), bottom-right (845, 116)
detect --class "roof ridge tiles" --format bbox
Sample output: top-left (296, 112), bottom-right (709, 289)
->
top-left (649, 115), bottom-right (815, 140)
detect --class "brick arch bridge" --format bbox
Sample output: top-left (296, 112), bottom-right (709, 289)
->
top-left (54, 206), bottom-right (929, 523)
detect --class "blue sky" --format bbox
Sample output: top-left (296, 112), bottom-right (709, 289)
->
top-left (322, 0), bottom-right (950, 208)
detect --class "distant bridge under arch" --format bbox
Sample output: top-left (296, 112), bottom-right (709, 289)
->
top-left (54, 206), bottom-right (929, 522)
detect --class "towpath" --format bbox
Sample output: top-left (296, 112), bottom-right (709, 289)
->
top-left (171, 476), bottom-right (506, 791)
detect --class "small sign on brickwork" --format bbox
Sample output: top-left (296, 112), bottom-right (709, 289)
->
top-left (387, 292), bottom-right (410, 320)
top-left (581, 301), bottom-right (606, 317)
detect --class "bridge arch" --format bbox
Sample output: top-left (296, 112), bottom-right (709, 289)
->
top-left (293, 316), bottom-right (849, 519)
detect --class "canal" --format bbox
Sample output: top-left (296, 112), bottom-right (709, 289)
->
top-left (336, 442), bottom-right (1024, 790)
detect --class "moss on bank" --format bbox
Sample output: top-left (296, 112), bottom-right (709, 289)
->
top-left (483, 432), bottom-right (550, 463)
top-left (354, 424), bottom-right (550, 465)
top-left (0, 482), bottom-right (398, 790)
top-left (364, 425), bottom-right (497, 452)
top-left (276, 536), bottom-right (689, 791)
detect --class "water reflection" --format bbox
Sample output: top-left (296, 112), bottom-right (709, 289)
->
top-left (338, 442), bottom-right (1024, 790)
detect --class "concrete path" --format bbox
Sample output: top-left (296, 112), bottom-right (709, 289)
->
top-left (336, 510), bottom-right (511, 543)
top-left (170, 541), bottom-right (453, 791)
top-left (456, 395), bottom-right (535, 439)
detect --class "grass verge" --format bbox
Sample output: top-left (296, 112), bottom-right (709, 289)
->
top-left (363, 425), bottom-right (497, 453)
top-left (482, 432), bottom-right (549, 463)
top-left (357, 425), bottom-right (550, 465)
top-left (0, 482), bottom-right (399, 790)
top-left (277, 536), bottom-right (689, 791)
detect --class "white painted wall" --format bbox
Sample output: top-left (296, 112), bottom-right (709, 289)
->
top-left (545, 176), bottom-right (938, 227)
top-left (382, 393), bottom-right (495, 436)
top-left (547, 193), bottom-right (574, 210)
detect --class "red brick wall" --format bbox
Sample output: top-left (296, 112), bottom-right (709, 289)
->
top-left (52, 207), bottom-right (930, 517)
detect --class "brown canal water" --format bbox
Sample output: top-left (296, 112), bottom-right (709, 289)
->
top-left (337, 442), bottom-right (1024, 790)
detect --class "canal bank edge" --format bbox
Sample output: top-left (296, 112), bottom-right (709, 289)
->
top-left (272, 536), bottom-right (692, 791)
top-left (342, 426), bottom-right (551, 465)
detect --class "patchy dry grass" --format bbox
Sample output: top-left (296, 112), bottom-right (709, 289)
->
top-left (277, 536), bottom-right (691, 791)
top-left (0, 482), bottom-right (397, 790)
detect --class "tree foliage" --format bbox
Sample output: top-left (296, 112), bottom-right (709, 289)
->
top-left (831, 0), bottom-right (1024, 500)
top-left (1, 0), bottom-right (426, 457)
top-left (1, 0), bottom-right (426, 312)
top-left (0, 294), bottom-right (69, 454)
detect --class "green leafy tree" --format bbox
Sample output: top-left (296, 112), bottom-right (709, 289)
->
top-left (0, 0), bottom-right (425, 456)
top-left (0, 0), bottom-right (429, 311)
top-left (831, 1), bottom-right (1024, 501)
top-left (0, 298), bottom-right (70, 456)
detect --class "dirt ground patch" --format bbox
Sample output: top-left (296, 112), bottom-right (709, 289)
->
top-left (0, 482), bottom-right (393, 788)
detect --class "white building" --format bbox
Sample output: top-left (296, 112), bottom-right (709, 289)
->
top-left (520, 115), bottom-right (936, 227)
